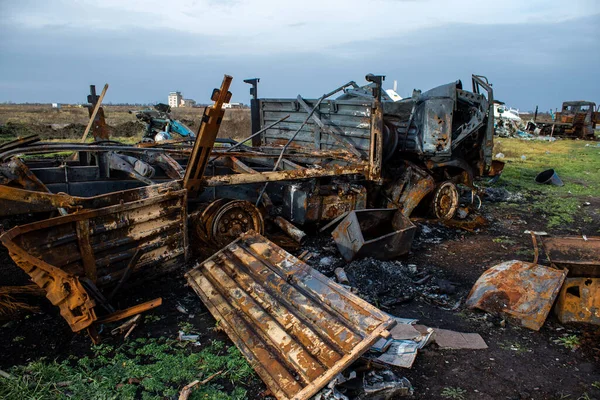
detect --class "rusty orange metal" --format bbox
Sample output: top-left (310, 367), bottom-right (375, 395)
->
top-left (184, 75), bottom-right (232, 197)
top-left (542, 235), bottom-right (600, 325)
top-left (0, 182), bottom-right (188, 334)
top-left (466, 260), bottom-right (567, 330)
top-left (542, 236), bottom-right (600, 277)
top-left (555, 278), bottom-right (600, 325)
top-left (185, 230), bottom-right (394, 400)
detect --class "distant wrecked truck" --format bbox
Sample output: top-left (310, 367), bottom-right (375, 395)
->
top-left (528, 101), bottom-right (599, 139)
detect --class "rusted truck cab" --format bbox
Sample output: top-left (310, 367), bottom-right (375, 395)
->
top-left (554, 101), bottom-right (599, 139)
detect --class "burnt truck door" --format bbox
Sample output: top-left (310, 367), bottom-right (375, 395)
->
top-left (471, 75), bottom-right (494, 174)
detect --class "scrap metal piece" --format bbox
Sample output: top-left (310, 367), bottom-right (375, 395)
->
top-left (185, 231), bottom-right (394, 400)
top-left (542, 236), bottom-right (600, 276)
top-left (0, 184), bottom-right (188, 333)
top-left (384, 163), bottom-right (435, 217)
top-left (542, 236), bottom-right (600, 325)
top-left (95, 298), bottom-right (163, 324)
top-left (274, 216), bottom-right (306, 244)
top-left (283, 183), bottom-right (367, 225)
top-left (466, 260), bottom-right (567, 330)
top-left (332, 209), bottom-right (416, 262)
top-left (555, 278), bottom-right (600, 325)
top-left (184, 75), bottom-right (232, 197)
top-left (84, 84), bottom-right (110, 141)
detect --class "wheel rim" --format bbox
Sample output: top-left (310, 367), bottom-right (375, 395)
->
top-left (433, 182), bottom-right (459, 220)
top-left (203, 200), bottom-right (264, 247)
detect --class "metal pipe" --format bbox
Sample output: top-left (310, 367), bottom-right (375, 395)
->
top-left (274, 216), bottom-right (306, 244)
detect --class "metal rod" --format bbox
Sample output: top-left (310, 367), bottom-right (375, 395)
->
top-left (209, 114), bottom-right (290, 163)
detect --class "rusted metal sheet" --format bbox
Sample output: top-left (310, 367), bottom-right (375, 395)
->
top-left (185, 231), bottom-right (394, 400)
top-left (331, 209), bottom-right (416, 262)
top-left (542, 236), bottom-right (600, 277)
top-left (0, 184), bottom-right (188, 333)
top-left (466, 260), bottom-right (567, 330)
top-left (555, 278), bottom-right (600, 325)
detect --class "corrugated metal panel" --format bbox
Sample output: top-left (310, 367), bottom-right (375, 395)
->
top-left (185, 231), bottom-right (394, 400)
top-left (258, 99), bottom-right (374, 156)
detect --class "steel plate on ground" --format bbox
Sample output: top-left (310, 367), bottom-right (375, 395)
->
top-left (466, 260), bottom-right (567, 331)
top-left (185, 230), bottom-right (394, 400)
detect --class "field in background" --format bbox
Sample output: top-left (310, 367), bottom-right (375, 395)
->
top-left (0, 104), bottom-right (250, 143)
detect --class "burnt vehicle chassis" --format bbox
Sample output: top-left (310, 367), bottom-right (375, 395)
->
top-left (0, 73), bottom-right (502, 340)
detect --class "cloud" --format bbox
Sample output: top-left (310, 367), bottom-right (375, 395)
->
top-left (0, 1), bottom-right (598, 110)
top-left (2, 0), bottom-right (598, 55)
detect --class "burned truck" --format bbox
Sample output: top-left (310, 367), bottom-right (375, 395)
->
top-left (528, 101), bottom-right (599, 139)
top-left (0, 73), bottom-right (501, 340)
top-left (238, 74), bottom-right (501, 222)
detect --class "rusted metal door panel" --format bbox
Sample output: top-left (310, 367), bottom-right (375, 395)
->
top-left (185, 231), bottom-right (394, 400)
top-left (466, 260), bottom-right (567, 331)
top-left (1, 185), bottom-right (188, 332)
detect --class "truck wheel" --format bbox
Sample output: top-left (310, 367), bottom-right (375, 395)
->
top-left (431, 181), bottom-right (459, 220)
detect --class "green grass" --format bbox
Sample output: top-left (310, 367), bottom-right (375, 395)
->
top-left (441, 387), bottom-right (467, 400)
top-left (0, 338), bottom-right (254, 400)
top-left (493, 138), bottom-right (600, 231)
top-left (494, 138), bottom-right (600, 196)
top-left (554, 335), bottom-right (580, 350)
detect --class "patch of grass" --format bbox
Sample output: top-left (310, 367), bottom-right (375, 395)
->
top-left (592, 381), bottom-right (600, 389)
top-left (179, 321), bottom-right (197, 335)
top-left (0, 338), bottom-right (254, 400)
top-left (144, 314), bottom-right (162, 323)
top-left (441, 386), bottom-right (467, 400)
top-left (492, 138), bottom-right (599, 231)
top-left (554, 335), bottom-right (580, 350)
top-left (532, 196), bottom-right (580, 230)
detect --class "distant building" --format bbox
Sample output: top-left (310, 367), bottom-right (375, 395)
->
top-left (52, 103), bottom-right (61, 109)
top-left (180, 98), bottom-right (196, 108)
top-left (223, 102), bottom-right (242, 109)
top-left (168, 91), bottom-right (182, 108)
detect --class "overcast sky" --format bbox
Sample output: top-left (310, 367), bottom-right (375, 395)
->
top-left (0, 0), bottom-right (598, 111)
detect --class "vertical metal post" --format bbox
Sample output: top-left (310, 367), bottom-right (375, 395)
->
top-left (244, 78), bottom-right (261, 147)
top-left (183, 75), bottom-right (233, 197)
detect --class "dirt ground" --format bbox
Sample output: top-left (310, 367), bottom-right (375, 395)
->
top-left (0, 104), bottom-right (250, 142)
top-left (1, 191), bottom-right (598, 399)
